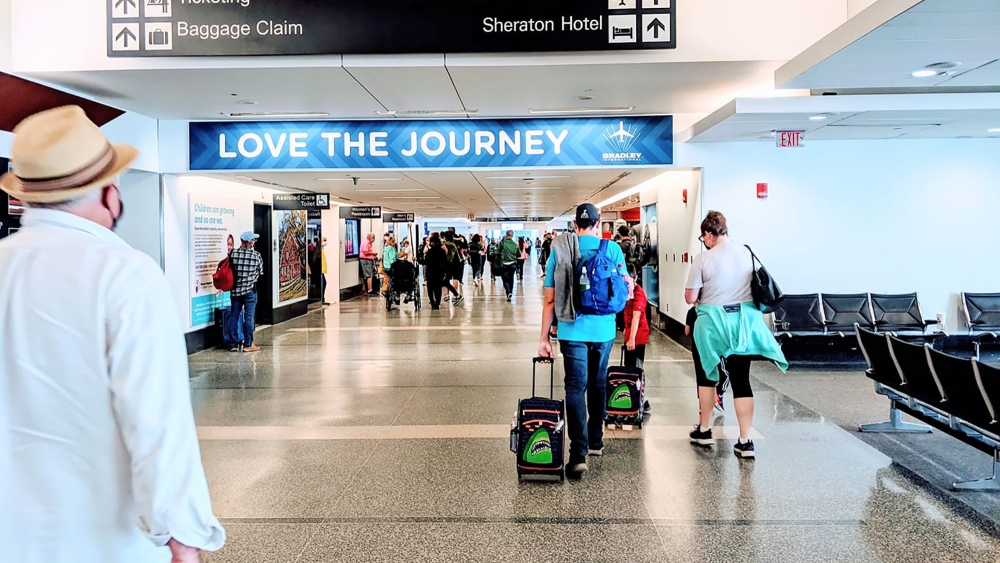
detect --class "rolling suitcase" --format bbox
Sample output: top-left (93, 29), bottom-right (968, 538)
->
top-left (510, 357), bottom-right (565, 482)
top-left (605, 346), bottom-right (646, 430)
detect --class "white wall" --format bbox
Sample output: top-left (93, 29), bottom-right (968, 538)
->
top-left (0, 0), bottom-right (10, 72)
top-left (0, 130), bottom-right (11, 158)
top-left (639, 170), bottom-right (704, 321)
top-left (848, 0), bottom-right (880, 18)
top-left (672, 139), bottom-right (1000, 332)
top-left (162, 174), bottom-right (282, 332)
top-left (102, 113), bottom-right (160, 172)
top-left (115, 170), bottom-right (162, 265)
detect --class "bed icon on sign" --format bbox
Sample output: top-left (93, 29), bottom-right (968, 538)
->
top-left (608, 15), bottom-right (636, 44)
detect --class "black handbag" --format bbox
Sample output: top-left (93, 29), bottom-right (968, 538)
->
top-left (745, 245), bottom-right (784, 313)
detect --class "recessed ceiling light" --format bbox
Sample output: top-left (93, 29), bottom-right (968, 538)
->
top-left (487, 175), bottom-right (570, 180)
top-left (236, 100), bottom-right (258, 106)
top-left (355, 188), bottom-right (425, 192)
top-left (493, 187), bottom-right (563, 191)
top-left (223, 111), bottom-right (329, 118)
top-left (911, 62), bottom-right (960, 78)
top-left (380, 196), bottom-right (441, 199)
top-left (578, 95), bottom-right (596, 101)
top-left (809, 115), bottom-right (828, 121)
top-left (769, 130), bottom-right (777, 136)
top-left (315, 178), bottom-right (402, 182)
top-left (376, 109), bottom-right (479, 116)
top-left (529, 107), bottom-right (634, 115)
top-left (988, 128), bottom-right (1000, 134)
top-left (910, 69), bottom-right (940, 78)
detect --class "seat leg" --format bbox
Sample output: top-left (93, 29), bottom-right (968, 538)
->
top-left (953, 450), bottom-right (1000, 492)
top-left (859, 405), bottom-right (932, 433)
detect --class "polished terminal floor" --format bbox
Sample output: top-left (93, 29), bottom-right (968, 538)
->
top-left (190, 266), bottom-right (1000, 562)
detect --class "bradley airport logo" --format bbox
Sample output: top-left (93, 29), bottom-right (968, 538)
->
top-left (602, 121), bottom-right (643, 163)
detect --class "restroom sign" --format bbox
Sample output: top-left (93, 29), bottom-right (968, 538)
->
top-left (776, 131), bottom-right (805, 148)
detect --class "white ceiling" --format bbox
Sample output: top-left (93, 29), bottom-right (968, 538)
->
top-left (27, 58), bottom-right (783, 121)
top-left (685, 93), bottom-right (1000, 142)
top-left (777, 0), bottom-right (1000, 91)
top-left (212, 168), bottom-right (665, 218)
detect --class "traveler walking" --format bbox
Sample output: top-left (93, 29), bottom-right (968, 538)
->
top-left (230, 231), bottom-right (264, 352)
top-left (487, 237), bottom-right (502, 282)
top-left (321, 236), bottom-right (330, 305)
top-left (469, 233), bottom-right (486, 284)
top-left (516, 236), bottom-right (528, 282)
top-left (424, 234), bottom-right (461, 309)
top-left (500, 230), bottom-right (520, 301)
top-left (538, 204), bottom-right (629, 478)
top-left (0, 105), bottom-right (225, 562)
top-left (360, 233), bottom-right (378, 296)
top-left (441, 230), bottom-right (464, 300)
top-left (623, 264), bottom-right (650, 368)
top-left (685, 211), bottom-right (788, 458)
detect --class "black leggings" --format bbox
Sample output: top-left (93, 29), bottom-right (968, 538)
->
top-left (427, 274), bottom-right (458, 308)
top-left (624, 345), bottom-right (646, 368)
top-left (698, 354), bottom-right (753, 399)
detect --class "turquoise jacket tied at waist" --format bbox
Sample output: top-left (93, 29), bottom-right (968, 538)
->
top-left (693, 303), bottom-right (788, 382)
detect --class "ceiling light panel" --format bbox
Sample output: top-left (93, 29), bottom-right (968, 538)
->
top-left (528, 107), bottom-right (634, 115)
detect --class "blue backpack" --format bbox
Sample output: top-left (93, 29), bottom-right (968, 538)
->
top-left (579, 239), bottom-right (628, 316)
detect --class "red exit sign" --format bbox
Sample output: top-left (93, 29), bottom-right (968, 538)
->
top-left (777, 130), bottom-right (805, 148)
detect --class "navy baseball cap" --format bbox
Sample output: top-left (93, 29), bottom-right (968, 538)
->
top-left (576, 203), bottom-right (600, 222)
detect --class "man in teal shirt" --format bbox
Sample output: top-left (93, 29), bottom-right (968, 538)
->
top-left (538, 204), bottom-right (628, 478)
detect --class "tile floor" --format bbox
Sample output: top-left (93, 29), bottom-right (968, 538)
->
top-left (192, 268), bottom-right (1000, 562)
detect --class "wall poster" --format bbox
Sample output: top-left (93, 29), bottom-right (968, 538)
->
top-left (189, 194), bottom-right (241, 327)
top-left (641, 203), bottom-right (659, 306)
top-left (277, 209), bottom-right (308, 303)
top-left (344, 218), bottom-right (360, 260)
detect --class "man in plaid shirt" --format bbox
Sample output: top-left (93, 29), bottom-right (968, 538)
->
top-left (229, 231), bottom-right (264, 352)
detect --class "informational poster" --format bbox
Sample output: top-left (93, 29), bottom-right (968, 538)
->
top-left (277, 209), bottom-right (308, 302)
top-left (344, 218), bottom-right (360, 260)
top-left (189, 194), bottom-right (240, 327)
top-left (641, 203), bottom-right (659, 306)
top-left (0, 159), bottom-right (22, 241)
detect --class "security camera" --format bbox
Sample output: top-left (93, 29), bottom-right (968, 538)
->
top-left (352, 177), bottom-right (359, 186)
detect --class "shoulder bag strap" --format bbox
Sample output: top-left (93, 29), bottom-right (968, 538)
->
top-left (744, 244), bottom-right (762, 272)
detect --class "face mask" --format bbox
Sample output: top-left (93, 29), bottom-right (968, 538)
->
top-left (103, 187), bottom-right (125, 231)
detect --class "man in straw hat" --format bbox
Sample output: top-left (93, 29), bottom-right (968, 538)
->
top-left (0, 106), bottom-right (224, 562)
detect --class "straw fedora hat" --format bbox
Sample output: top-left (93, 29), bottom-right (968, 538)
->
top-left (0, 105), bottom-right (138, 203)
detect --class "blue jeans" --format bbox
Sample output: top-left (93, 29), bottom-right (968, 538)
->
top-left (560, 339), bottom-right (614, 461)
top-left (230, 291), bottom-right (258, 347)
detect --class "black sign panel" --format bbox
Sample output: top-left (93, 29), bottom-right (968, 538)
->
top-left (107, 0), bottom-right (675, 57)
top-left (474, 216), bottom-right (554, 223)
top-left (339, 206), bottom-right (382, 219)
top-left (273, 193), bottom-right (331, 210)
top-left (383, 213), bottom-right (415, 223)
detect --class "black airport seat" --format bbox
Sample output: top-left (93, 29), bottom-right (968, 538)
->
top-left (772, 293), bottom-right (825, 337)
top-left (973, 360), bottom-right (1000, 439)
top-left (823, 293), bottom-right (874, 335)
top-left (871, 293), bottom-right (936, 335)
top-left (963, 292), bottom-right (1000, 337)
top-left (887, 336), bottom-right (945, 408)
top-left (927, 347), bottom-right (996, 433)
top-left (856, 325), bottom-right (904, 393)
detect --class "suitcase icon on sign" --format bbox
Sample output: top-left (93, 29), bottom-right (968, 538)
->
top-left (149, 29), bottom-right (169, 46)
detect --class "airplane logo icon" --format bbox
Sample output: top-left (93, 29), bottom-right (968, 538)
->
top-left (607, 122), bottom-right (635, 143)
top-left (603, 121), bottom-right (641, 153)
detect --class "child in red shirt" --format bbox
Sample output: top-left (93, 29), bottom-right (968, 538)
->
top-left (624, 264), bottom-right (650, 368)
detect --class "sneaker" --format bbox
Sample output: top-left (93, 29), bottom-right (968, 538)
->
top-left (643, 401), bottom-right (652, 414)
top-left (588, 448), bottom-right (604, 457)
top-left (242, 345), bottom-right (261, 353)
top-left (734, 440), bottom-right (756, 459)
top-left (454, 295), bottom-right (464, 305)
top-left (443, 296), bottom-right (451, 302)
top-left (689, 426), bottom-right (714, 446)
top-left (567, 458), bottom-right (588, 476)
top-left (506, 294), bottom-right (512, 302)
top-left (230, 346), bottom-right (241, 353)
top-left (713, 394), bottom-right (725, 416)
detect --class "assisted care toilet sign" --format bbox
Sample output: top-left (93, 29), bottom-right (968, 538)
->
top-left (189, 117), bottom-right (673, 170)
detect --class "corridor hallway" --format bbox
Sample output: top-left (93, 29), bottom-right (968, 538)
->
top-left (189, 267), bottom-right (1000, 562)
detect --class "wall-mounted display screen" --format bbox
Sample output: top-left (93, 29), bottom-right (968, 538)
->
top-left (344, 218), bottom-right (360, 260)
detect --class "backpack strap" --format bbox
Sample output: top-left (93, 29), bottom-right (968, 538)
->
top-left (599, 238), bottom-right (609, 255)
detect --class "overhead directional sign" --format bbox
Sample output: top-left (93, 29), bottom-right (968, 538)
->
top-left (189, 117), bottom-right (674, 170)
top-left (106, 0), bottom-right (675, 57)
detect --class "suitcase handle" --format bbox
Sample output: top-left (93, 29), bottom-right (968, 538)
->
top-left (532, 357), bottom-right (555, 399)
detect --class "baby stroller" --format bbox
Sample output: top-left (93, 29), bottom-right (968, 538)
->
top-left (386, 260), bottom-right (421, 311)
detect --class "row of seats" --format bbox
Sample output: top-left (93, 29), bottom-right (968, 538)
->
top-left (856, 323), bottom-right (1000, 490)
top-left (963, 292), bottom-right (1000, 338)
top-left (773, 292), bottom-right (938, 339)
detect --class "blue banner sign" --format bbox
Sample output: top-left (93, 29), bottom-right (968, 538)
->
top-left (189, 117), bottom-right (672, 170)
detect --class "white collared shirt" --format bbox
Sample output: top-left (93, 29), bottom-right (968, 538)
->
top-left (0, 209), bottom-right (225, 562)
